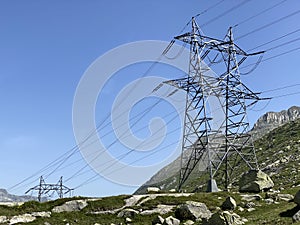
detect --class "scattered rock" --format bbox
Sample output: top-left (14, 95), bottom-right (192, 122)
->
top-left (52, 200), bottom-right (88, 213)
top-left (125, 217), bottom-right (132, 222)
top-left (247, 208), bottom-right (256, 212)
top-left (183, 220), bottom-right (194, 225)
top-left (141, 204), bottom-right (175, 215)
top-left (264, 198), bottom-right (274, 204)
top-left (237, 206), bottom-right (244, 212)
top-left (221, 197), bottom-right (237, 210)
top-left (0, 216), bottom-right (7, 223)
top-left (293, 210), bottom-right (300, 222)
top-left (147, 187), bottom-right (160, 193)
top-left (266, 192), bottom-right (293, 202)
top-left (239, 170), bottom-right (274, 193)
top-left (294, 190), bottom-right (300, 205)
top-left (203, 211), bottom-right (245, 225)
top-left (117, 208), bottom-right (139, 218)
top-left (163, 216), bottom-right (180, 225)
top-left (277, 194), bottom-right (294, 202)
top-left (244, 202), bottom-right (255, 209)
top-left (152, 215), bottom-right (164, 225)
top-left (31, 211), bottom-right (51, 218)
top-left (175, 201), bottom-right (212, 220)
top-left (240, 194), bottom-right (262, 202)
top-left (10, 213), bottom-right (36, 224)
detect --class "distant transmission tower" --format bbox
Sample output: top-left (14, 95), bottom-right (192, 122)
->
top-left (26, 176), bottom-right (73, 201)
top-left (164, 17), bottom-right (266, 191)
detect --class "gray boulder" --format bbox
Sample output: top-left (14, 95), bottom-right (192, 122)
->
top-left (117, 208), bottom-right (139, 218)
top-left (240, 194), bottom-right (262, 202)
top-left (0, 216), bottom-right (7, 223)
top-left (10, 214), bottom-right (36, 224)
top-left (294, 190), bottom-right (300, 205)
top-left (147, 187), bottom-right (160, 193)
top-left (52, 200), bottom-right (88, 213)
top-left (239, 170), bottom-right (274, 192)
top-left (293, 210), bottom-right (300, 222)
top-left (175, 201), bottom-right (212, 221)
top-left (221, 197), bottom-right (237, 210)
top-left (31, 211), bottom-right (51, 218)
top-left (152, 215), bottom-right (164, 225)
top-left (163, 216), bottom-right (180, 225)
top-left (203, 211), bottom-right (245, 225)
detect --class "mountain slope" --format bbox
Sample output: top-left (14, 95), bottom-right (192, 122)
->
top-left (135, 106), bottom-right (300, 194)
top-left (0, 189), bottom-right (41, 202)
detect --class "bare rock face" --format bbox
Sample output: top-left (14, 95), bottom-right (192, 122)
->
top-left (221, 197), bottom-right (237, 210)
top-left (239, 170), bottom-right (274, 193)
top-left (253, 106), bottom-right (300, 130)
top-left (175, 201), bottom-right (212, 221)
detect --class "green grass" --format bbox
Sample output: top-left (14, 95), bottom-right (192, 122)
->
top-left (1, 190), bottom-right (300, 224)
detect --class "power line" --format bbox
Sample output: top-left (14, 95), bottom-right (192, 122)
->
top-left (201, 0), bottom-right (252, 27)
top-left (247, 28), bottom-right (300, 51)
top-left (264, 36), bottom-right (300, 52)
top-left (270, 91), bottom-right (300, 99)
top-left (179, 0), bottom-right (226, 34)
top-left (241, 45), bottom-right (300, 69)
top-left (64, 96), bottom-right (170, 183)
top-left (70, 104), bottom-right (184, 186)
top-left (236, 9), bottom-right (300, 40)
top-left (12, 43), bottom-right (174, 192)
top-left (235, 0), bottom-right (289, 27)
top-left (262, 84), bottom-right (300, 93)
top-left (195, 0), bottom-right (226, 18)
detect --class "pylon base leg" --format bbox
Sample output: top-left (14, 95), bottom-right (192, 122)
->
top-left (206, 179), bottom-right (219, 192)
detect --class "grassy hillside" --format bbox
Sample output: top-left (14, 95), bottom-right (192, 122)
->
top-left (136, 118), bottom-right (300, 193)
top-left (1, 188), bottom-right (300, 224)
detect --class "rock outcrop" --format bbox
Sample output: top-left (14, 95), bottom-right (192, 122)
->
top-left (52, 199), bottom-right (88, 213)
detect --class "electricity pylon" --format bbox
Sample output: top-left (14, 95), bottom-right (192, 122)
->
top-left (164, 17), bottom-right (266, 191)
top-left (26, 176), bottom-right (73, 201)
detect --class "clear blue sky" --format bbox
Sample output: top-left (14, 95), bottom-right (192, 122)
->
top-left (1, 0), bottom-right (300, 197)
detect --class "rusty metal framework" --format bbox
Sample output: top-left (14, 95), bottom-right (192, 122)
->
top-left (164, 17), bottom-right (266, 191)
top-left (25, 176), bottom-right (73, 201)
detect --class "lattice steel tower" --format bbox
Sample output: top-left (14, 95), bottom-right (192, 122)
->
top-left (164, 17), bottom-right (265, 191)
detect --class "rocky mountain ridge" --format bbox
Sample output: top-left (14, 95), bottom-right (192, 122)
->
top-left (253, 106), bottom-right (300, 129)
top-left (0, 189), bottom-right (40, 203)
top-left (251, 106), bottom-right (300, 138)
